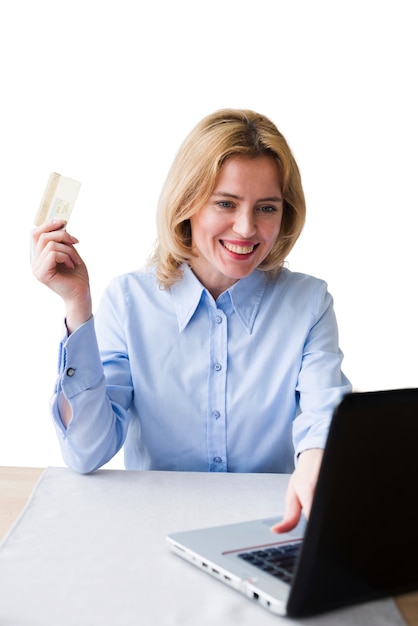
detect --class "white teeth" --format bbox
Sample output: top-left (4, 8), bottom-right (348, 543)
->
top-left (223, 241), bottom-right (254, 254)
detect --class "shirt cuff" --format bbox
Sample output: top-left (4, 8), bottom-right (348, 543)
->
top-left (58, 316), bottom-right (104, 399)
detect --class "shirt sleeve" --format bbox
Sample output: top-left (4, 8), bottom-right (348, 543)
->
top-left (50, 316), bottom-right (132, 473)
top-left (292, 281), bottom-right (352, 457)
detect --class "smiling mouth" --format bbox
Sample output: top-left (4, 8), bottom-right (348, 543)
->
top-left (221, 241), bottom-right (258, 255)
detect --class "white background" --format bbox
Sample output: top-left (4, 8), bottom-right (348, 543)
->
top-left (1, 1), bottom-right (416, 469)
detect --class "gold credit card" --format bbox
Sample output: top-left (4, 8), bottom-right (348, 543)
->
top-left (34, 172), bottom-right (81, 226)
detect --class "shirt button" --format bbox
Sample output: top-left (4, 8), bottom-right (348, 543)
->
top-left (212, 410), bottom-right (221, 420)
top-left (213, 457), bottom-right (223, 464)
top-left (215, 315), bottom-right (222, 324)
top-left (66, 367), bottom-right (75, 377)
top-left (214, 363), bottom-right (222, 372)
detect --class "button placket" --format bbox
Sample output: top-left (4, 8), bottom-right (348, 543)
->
top-left (207, 308), bottom-right (227, 471)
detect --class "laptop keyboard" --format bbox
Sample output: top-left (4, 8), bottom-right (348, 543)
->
top-left (237, 542), bottom-right (301, 583)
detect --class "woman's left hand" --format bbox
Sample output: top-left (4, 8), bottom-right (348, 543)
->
top-left (271, 448), bottom-right (324, 533)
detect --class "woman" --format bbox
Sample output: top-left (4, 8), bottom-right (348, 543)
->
top-left (31, 109), bottom-right (351, 532)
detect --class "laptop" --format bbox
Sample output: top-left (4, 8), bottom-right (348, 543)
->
top-left (167, 388), bottom-right (418, 617)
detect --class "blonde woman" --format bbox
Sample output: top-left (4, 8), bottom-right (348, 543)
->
top-left (32, 109), bottom-right (351, 532)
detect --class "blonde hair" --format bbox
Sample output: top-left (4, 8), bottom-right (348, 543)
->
top-left (150, 108), bottom-right (306, 288)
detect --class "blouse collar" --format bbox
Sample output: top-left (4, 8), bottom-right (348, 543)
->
top-left (170, 264), bottom-right (268, 334)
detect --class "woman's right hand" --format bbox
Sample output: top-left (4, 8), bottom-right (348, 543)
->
top-left (31, 220), bottom-right (93, 333)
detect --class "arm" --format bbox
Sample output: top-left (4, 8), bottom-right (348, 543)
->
top-left (32, 221), bottom-right (132, 472)
top-left (32, 220), bottom-right (93, 427)
top-left (274, 281), bottom-right (351, 532)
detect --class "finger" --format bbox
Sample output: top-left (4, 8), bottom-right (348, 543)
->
top-left (35, 223), bottom-right (79, 246)
top-left (31, 220), bottom-right (78, 253)
top-left (298, 490), bottom-right (313, 520)
top-left (31, 220), bottom-right (66, 263)
top-left (31, 225), bottom-right (79, 265)
top-left (33, 241), bottom-right (80, 279)
top-left (32, 219), bottom-right (68, 241)
top-left (271, 492), bottom-right (302, 534)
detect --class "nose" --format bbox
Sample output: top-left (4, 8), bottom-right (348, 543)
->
top-left (232, 208), bottom-right (256, 238)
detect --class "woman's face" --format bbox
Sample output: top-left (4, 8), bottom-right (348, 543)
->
top-left (189, 155), bottom-right (283, 298)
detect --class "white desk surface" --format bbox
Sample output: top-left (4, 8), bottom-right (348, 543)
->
top-left (0, 467), bottom-right (406, 626)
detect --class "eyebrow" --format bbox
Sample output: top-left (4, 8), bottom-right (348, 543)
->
top-left (212, 191), bottom-right (283, 202)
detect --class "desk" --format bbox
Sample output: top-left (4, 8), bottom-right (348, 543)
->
top-left (0, 466), bottom-right (417, 626)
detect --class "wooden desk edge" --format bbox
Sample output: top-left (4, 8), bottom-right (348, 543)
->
top-left (0, 466), bottom-right (45, 543)
top-left (0, 466), bottom-right (417, 624)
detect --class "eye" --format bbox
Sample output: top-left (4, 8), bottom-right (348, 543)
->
top-left (216, 201), bottom-right (234, 209)
top-left (258, 205), bottom-right (278, 214)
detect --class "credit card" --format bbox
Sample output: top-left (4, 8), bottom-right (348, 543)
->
top-left (34, 172), bottom-right (81, 226)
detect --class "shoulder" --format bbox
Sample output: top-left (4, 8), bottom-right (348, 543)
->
top-left (96, 266), bottom-right (174, 329)
top-left (265, 268), bottom-right (332, 316)
top-left (107, 265), bottom-right (159, 293)
top-left (100, 265), bottom-right (168, 309)
top-left (271, 268), bottom-right (328, 294)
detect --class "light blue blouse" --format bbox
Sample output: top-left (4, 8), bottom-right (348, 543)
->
top-left (52, 264), bottom-right (351, 474)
